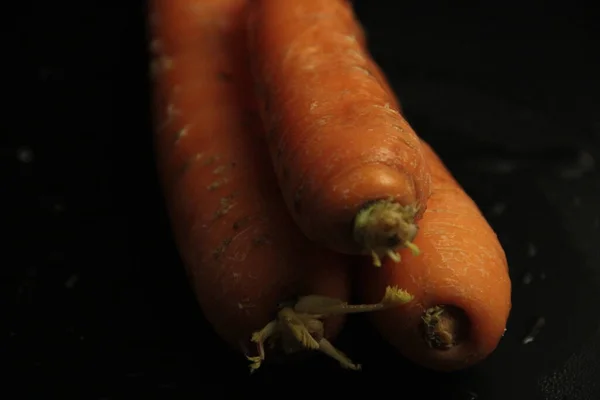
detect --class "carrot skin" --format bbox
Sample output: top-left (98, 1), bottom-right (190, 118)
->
top-left (150, 0), bottom-right (350, 354)
top-left (247, 0), bottom-right (431, 260)
top-left (358, 140), bottom-right (512, 371)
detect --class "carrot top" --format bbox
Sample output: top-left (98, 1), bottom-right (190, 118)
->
top-left (353, 198), bottom-right (421, 267)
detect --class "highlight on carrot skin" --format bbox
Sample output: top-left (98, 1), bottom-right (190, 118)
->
top-left (246, 285), bottom-right (413, 373)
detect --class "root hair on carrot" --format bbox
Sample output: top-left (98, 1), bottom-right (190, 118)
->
top-left (353, 198), bottom-right (420, 267)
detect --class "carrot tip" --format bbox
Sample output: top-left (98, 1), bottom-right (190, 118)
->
top-left (422, 305), bottom-right (469, 350)
top-left (354, 198), bottom-right (420, 266)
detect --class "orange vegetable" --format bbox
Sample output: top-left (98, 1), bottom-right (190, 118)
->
top-left (358, 140), bottom-right (512, 371)
top-left (247, 0), bottom-right (432, 266)
top-left (149, 0), bottom-right (411, 372)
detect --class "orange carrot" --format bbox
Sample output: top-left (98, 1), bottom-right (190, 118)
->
top-left (247, 0), bottom-right (431, 267)
top-left (358, 140), bottom-right (512, 371)
top-left (149, 0), bottom-right (411, 372)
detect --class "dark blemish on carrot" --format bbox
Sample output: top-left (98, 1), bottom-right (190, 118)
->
top-left (230, 161), bottom-right (237, 168)
top-left (212, 237), bottom-right (233, 260)
top-left (217, 71), bottom-right (233, 82)
top-left (233, 216), bottom-right (251, 231)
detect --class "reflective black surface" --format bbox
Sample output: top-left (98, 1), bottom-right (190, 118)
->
top-left (4, 1), bottom-right (599, 398)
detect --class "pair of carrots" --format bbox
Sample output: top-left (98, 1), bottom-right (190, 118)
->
top-left (149, 0), bottom-right (512, 372)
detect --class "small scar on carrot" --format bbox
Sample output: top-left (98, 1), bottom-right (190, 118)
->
top-left (202, 155), bottom-right (220, 166)
top-left (174, 125), bottom-right (190, 143)
top-left (238, 301), bottom-right (256, 310)
top-left (372, 103), bottom-right (398, 115)
top-left (207, 178), bottom-right (229, 191)
top-left (232, 216), bottom-right (251, 231)
top-left (353, 198), bottom-right (420, 267)
top-left (352, 65), bottom-right (375, 77)
top-left (214, 195), bottom-right (235, 219)
top-left (422, 305), bottom-right (470, 350)
top-left (213, 165), bottom-right (227, 175)
top-left (247, 286), bottom-right (413, 373)
top-left (391, 124), bottom-right (405, 133)
top-left (212, 237), bottom-right (233, 260)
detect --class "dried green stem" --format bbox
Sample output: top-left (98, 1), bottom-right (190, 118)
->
top-left (247, 285), bottom-right (413, 372)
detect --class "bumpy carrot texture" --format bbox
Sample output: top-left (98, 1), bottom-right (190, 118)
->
top-left (247, 0), bottom-right (431, 266)
top-left (150, 0), bottom-right (412, 372)
top-left (358, 140), bottom-right (512, 371)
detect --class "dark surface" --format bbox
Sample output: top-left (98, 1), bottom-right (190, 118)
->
top-left (3, 1), bottom-right (599, 398)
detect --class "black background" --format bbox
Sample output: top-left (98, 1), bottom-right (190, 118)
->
top-left (3, 1), bottom-right (599, 398)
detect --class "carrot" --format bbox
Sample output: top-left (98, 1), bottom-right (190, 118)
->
top-left (247, 0), bottom-right (431, 267)
top-left (149, 0), bottom-right (412, 372)
top-left (358, 140), bottom-right (512, 371)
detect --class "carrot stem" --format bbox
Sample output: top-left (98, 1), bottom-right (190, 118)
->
top-left (353, 198), bottom-right (420, 266)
